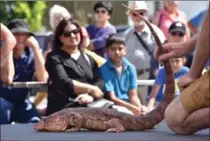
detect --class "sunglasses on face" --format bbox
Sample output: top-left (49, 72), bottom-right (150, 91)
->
top-left (95, 9), bottom-right (107, 14)
top-left (132, 11), bottom-right (145, 17)
top-left (62, 28), bottom-right (80, 37)
top-left (171, 32), bottom-right (185, 37)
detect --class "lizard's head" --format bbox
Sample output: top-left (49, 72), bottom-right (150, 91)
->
top-left (34, 114), bottom-right (69, 131)
top-left (34, 116), bottom-right (50, 131)
top-left (34, 115), bottom-right (57, 131)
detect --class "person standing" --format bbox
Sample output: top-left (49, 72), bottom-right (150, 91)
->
top-left (123, 1), bottom-right (166, 105)
top-left (86, 1), bottom-right (117, 57)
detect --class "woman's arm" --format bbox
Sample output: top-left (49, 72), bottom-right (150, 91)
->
top-left (45, 53), bottom-right (103, 98)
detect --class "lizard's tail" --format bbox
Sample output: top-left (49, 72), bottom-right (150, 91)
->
top-left (121, 4), bottom-right (175, 130)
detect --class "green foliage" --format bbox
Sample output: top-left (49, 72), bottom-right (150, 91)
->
top-left (0, 1), bottom-right (11, 24)
top-left (0, 1), bottom-right (46, 32)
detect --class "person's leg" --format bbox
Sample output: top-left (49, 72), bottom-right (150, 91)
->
top-left (12, 99), bottom-right (40, 123)
top-left (165, 97), bottom-right (209, 134)
top-left (137, 72), bottom-right (149, 105)
top-left (0, 98), bottom-right (14, 124)
top-left (165, 71), bottom-right (210, 134)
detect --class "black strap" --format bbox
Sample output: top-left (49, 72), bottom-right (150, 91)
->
top-left (134, 31), bottom-right (152, 56)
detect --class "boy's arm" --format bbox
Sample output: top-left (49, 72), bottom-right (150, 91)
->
top-left (147, 69), bottom-right (164, 110)
top-left (147, 84), bottom-right (161, 110)
top-left (128, 65), bottom-right (142, 108)
top-left (128, 88), bottom-right (141, 108)
top-left (108, 91), bottom-right (141, 115)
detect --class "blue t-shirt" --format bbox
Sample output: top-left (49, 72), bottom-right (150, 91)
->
top-left (205, 60), bottom-right (210, 68)
top-left (0, 48), bottom-right (35, 104)
top-left (86, 24), bottom-right (116, 57)
top-left (100, 57), bottom-right (138, 102)
top-left (189, 9), bottom-right (207, 28)
top-left (152, 66), bottom-right (189, 102)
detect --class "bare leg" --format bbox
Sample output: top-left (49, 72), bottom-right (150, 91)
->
top-left (106, 118), bottom-right (125, 133)
top-left (165, 96), bottom-right (209, 134)
top-left (181, 107), bottom-right (209, 134)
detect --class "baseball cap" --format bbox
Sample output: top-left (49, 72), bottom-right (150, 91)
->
top-left (168, 21), bottom-right (186, 34)
top-left (7, 19), bottom-right (34, 36)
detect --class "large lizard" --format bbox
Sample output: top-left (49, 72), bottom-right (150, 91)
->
top-left (34, 4), bottom-right (175, 132)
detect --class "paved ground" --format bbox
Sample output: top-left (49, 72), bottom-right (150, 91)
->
top-left (1, 121), bottom-right (209, 141)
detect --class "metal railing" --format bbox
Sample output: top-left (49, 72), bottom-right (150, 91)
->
top-left (1, 80), bottom-right (155, 90)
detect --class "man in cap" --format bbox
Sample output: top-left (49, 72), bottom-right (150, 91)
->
top-left (123, 1), bottom-right (166, 106)
top-left (0, 19), bottom-right (48, 124)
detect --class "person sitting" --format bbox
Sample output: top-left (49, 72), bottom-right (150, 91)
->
top-left (146, 21), bottom-right (190, 112)
top-left (146, 56), bottom-right (189, 112)
top-left (100, 34), bottom-right (145, 115)
top-left (45, 18), bottom-right (105, 115)
top-left (34, 5), bottom-right (106, 114)
top-left (0, 23), bottom-right (16, 84)
top-left (123, 1), bottom-right (166, 105)
top-left (0, 19), bottom-right (48, 124)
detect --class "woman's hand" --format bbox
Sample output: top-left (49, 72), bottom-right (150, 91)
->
top-left (75, 93), bottom-right (94, 105)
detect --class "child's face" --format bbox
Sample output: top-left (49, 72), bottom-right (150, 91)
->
top-left (107, 43), bottom-right (126, 63)
top-left (168, 31), bottom-right (186, 42)
top-left (169, 58), bottom-right (185, 73)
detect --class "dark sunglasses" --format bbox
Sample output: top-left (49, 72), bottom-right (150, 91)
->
top-left (95, 9), bottom-right (107, 14)
top-left (132, 11), bottom-right (145, 17)
top-left (171, 32), bottom-right (185, 37)
top-left (62, 28), bottom-right (80, 37)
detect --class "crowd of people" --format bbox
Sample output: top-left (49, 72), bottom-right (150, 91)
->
top-left (0, 1), bottom-right (209, 135)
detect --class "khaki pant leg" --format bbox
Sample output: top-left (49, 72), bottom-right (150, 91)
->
top-left (137, 72), bottom-right (149, 105)
top-left (180, 71), bottom-right (210, 113)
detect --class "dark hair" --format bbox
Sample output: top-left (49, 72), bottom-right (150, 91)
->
top-left (93, 1), bottom-right (113, 15)
top-left (106, 34), bottom-right (125, 48)
top-left (53, 18), bottom-right (83, 51)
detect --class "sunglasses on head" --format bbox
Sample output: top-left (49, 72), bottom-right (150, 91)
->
top-left (132, 11), bottom-right (145, 17)
top-left (171, 32), bottom-right (184, 37)
top-left (62, 28), bottom-right (80, 37)
top-left (95, 9), bottom-right (107, 14)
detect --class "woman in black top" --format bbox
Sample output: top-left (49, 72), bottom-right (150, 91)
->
top-left (45, 18), bottom-right (105, 115)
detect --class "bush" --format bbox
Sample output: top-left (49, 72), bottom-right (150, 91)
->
top-left (0, 1), bottom-right (46, 32)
